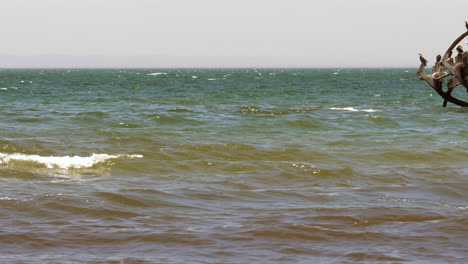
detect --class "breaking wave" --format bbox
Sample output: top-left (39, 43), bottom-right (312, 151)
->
top-left (329, 107), bottom-right (380, 112)
top-left (146, 72), bottom-right (167, 76)
top-left (0, 152), bottom-right (143, 169)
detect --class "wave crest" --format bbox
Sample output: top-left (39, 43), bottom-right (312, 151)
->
top-left (329, 107), bottom-right (380, 113)
top-left (0, 153), bottom-right (143, 169)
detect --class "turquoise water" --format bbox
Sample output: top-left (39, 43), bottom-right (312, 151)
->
top-left (0, 69), bottom-right (467, 263)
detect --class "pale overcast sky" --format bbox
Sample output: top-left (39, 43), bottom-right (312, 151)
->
top-left (1, 0), bottom-right (467, 67)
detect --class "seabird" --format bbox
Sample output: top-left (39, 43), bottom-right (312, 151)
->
top-left (436, 54), bottom-right (442, 62)
top-left (465, 20), bottom-right (468, 30)
top-left (419, 53), bottom-right (428, 66)
top-left (456, 45), bottom-right (464, 53)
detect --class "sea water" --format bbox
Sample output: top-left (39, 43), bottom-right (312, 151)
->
top-left (0, 69), bottom-right (467, 263)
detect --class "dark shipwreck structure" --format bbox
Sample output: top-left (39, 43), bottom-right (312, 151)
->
top-left (417, 22), bottom-right (468, 107)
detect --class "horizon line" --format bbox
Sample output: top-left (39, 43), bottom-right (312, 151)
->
top-left (0, 66), bottom-right (417, 70)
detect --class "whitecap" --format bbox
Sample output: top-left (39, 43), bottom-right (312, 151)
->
top-left (146, 72), bottom-right (167, 76)
top-left (0, 87), bottom-right (19, 91)
top-left (330, 107), bottom-right (358, 112)
top-left (0, 152), bottom-right (143, 169)
top-left (329, 107), bottom-right (380, 113)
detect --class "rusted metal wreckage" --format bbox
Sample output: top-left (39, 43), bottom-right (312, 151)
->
top-left (417, 22), bottom-right (468, 107)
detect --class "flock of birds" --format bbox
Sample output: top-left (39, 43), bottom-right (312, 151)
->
top-left (418, 21), bottom-right (468, 69)
top-left (416, 20), bottom-right (468, 102)
top-left (418, 21), bottom-right (468, 66)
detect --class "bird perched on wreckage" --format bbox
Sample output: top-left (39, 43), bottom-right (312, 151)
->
top-left (419, 53), bottom-right (428, 66)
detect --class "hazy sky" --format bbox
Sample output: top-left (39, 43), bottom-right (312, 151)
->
top-left (1, 0), bottom-right (467, 67)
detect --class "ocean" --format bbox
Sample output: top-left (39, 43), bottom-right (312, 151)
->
top-left (0, 69), bottom-right (467, 264)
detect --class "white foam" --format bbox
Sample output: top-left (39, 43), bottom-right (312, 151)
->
top-left (361, 109), bottom-right (380, 113)
top-left (329, 107), bottom-right (380, 113)
top-left (146, 72), bottom-right (167, 76)
top-left (0, 87), bottom-right (19, 91)
top-left (0, 153), bottom-right (143, 169)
